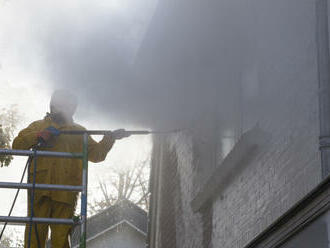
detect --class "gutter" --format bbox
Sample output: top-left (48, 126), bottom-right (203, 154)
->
top-left (316, 0), bottom-right (330, 178)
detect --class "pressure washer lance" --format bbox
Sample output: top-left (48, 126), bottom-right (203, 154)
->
top-left (59, 129), bottom-right (181, 138)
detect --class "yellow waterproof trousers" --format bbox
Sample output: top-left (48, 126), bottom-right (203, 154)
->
top-left (25, 196), bottom-right (75, 248)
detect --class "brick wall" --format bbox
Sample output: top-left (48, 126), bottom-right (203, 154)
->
top-left (211, 0), bottom-right (321, 247)
top-left (151, 84), bottom-right (320, 247)
top-left (150, 134), bottom-right (204, 248)
top-left (147, 0), bottom-right (323, 248)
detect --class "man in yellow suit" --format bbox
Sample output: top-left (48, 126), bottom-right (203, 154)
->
top-left (12, 90), bottom-right (118, 248)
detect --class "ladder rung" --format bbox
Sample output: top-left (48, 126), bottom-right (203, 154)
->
top-left (0, 222), bottom-right (26, 226)
top-left (0, 216), bottom-right (77, 225)
top-left (0, 182), bottom-right (83, 191)
top-left (0, 149), bottom-right (83, 159)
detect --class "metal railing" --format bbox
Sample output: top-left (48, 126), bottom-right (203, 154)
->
top-left (0, 131), bottom-right (92, 248)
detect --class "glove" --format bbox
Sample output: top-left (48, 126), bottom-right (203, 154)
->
top-left (37, 126), bottom-right (60, 143)
top-left (111, 129), bottom-right (130, 140)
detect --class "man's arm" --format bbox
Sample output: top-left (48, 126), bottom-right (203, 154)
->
top-left (88, 134), bottom-right (115, 163)
top-left (12, 121), bottom-right (43, 150)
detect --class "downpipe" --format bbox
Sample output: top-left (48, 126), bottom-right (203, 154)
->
top-left (316, 0), bottom-right (330, 178)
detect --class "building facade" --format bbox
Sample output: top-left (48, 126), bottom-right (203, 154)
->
top-left (136, 0), bottom-right (330, 247)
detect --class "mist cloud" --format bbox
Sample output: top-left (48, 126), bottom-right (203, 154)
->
top-left (35, 0), bottom-right (252, 130)
top-left (1, 0), bottom-right (315, 132)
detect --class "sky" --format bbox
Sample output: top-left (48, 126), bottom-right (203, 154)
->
top-left (0, 0), bottom-right (157, 241)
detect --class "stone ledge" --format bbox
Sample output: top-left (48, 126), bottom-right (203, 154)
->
top-left (191, 126), bottom-right (269, 213)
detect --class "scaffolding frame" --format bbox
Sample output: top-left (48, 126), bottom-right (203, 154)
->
top-left (0, 130), bottom-right (95, 248)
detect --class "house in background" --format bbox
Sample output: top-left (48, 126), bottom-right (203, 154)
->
top-left (71, 199), bottom-right (147, 248)
top-left (135, 0), bottom-right (330, 247)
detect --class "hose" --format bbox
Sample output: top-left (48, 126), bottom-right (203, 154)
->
top-left (0, 155), bottom-right (31, 240)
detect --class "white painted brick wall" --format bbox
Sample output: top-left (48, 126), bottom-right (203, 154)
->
top-left (149, 0), bottom-right (323, 247)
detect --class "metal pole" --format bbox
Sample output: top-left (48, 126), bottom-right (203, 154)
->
top-left (59, 129), bottom-right (180, 136)
top-left (0, 182), bottom-right (83, 191)
top-left (0, 149), bottom-right (83, 159)
top-left (80, 133), bottom-right (88, 248)
top-left (60, 130), bottom-right (151, 135)
top-left (0, 216), bottom-right (76, 225)
top-left (27, 150), bottom-right (39, 248)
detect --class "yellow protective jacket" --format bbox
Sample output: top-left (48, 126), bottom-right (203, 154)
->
top-left (12, 115), bottom-right (115, 205)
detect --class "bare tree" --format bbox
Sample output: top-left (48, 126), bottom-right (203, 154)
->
top-left (0, 236), bottom-right (12, 248)
top-left (0, 105), bottom-right (20, 167)
top-left (88, 158), bottom-right (150, 215)
top-left (0, 230), bottom-right (23, 248)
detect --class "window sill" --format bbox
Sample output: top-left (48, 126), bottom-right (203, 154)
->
top-left (191, 126), bottom-right (268, 212)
